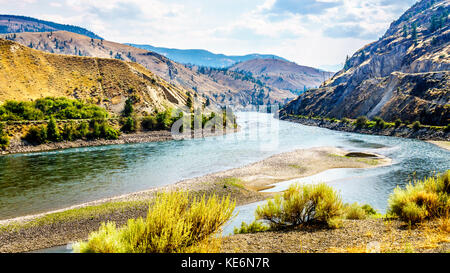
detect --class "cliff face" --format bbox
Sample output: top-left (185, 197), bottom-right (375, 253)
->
top-left (281, 0), bottom-right (449, 126)
top-left (0, 39), bottom-right (188, 114)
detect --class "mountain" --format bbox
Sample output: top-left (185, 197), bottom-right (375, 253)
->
top-left (0, 38), bottom-right (188, 114)
top-left (281, 0), bottom-right (449, 126)
top-left (126, 44), bottom-right (287, 68)
top-left (0, 15), bottom-right (102, 40)
top-left (229, 59), bottom-right (334, 95)
top-left (2, 31), bottom-right (295, 107)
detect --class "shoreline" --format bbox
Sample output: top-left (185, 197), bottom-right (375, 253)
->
top-left (1, 128), bottom-right (239, 156)
top-left (279, 115), bottom-right (449, 141)
top-left (0, 146), bottom-right (391, 253)
top-left (428, 141), bottom-right (450, 151)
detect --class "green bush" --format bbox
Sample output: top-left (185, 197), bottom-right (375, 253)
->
top-left (24, 125), bottom-right (48, 145)
top-left (121, 117), bottom-right (136, 133)
top-left (412, 121), bottom-right (421, 131)
top-left (344, 203), bottom-right (370, 220)
top-left (141, 115), bottom-right (158, 131)
top-left (388, 171), bottom-right (450, 223)
top-left (0, 123), bottom-right (9, 150)
top-left (372, 116), bottom-right (386, 130)
top-left (74, 191), bottom-right (235, 253)
top-left (122, 98), bottom-right (134, 117)
top-left (395, 119), bottom-right (402, 128)
top-left (355, 116), bottom-right (368, 129)
top-left (0, 97), bottom-right (108, 121)
top-left (255, 183), bottom-right (344, 229)
top-left (234, 221), bottom-right (270, 234)
top-left (444, 124), bottom-right (450, 133)
top-left (47, 118), bottom-right (61, 142)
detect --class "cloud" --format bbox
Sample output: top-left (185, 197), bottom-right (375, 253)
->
top-left (323, 24), bottom-right (381, 40)
top-left (267, 0), bottom-right (342, 15)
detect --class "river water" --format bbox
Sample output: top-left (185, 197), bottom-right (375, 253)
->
top-left (1, 112), bottom-right (449, 222)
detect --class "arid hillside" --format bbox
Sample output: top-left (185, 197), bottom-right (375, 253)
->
top-left (281, 0), bottom-right (449, 126)
top-left (0, 38), bottom-right (189, 114)
top-left (230, 59), bottom-right (334, 94)
top-left (1, 31), bottom-right (296, 107)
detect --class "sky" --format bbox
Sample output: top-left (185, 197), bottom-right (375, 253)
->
top-left (0, 0), bottom-right (418, 71)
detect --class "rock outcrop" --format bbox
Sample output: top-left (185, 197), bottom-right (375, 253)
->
top-left (281, 0), bottom-right (449, 126)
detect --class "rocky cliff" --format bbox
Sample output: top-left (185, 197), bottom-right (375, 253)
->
top-left (281, 0), bottom-right (449, 126)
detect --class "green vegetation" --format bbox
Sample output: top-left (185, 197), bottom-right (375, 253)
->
top-left (355, 116), bottom-right (368, 129)
top-left (0, 123), bottom-right (9, 150)
top-left (0, 97), bottom-right (109, 121)
top-left (388, 171), bottom-right (450, 223)
top-left (255, 183), bottom-right (344, 229)
top-left (74, 191), bottom-right (235, 253)
top-left (121, 117), bottom-right (137, 133)
top-left (343, 203), bottom-right (378, 220)
top-left (233, 221), bottom-right (270, 235)
top-left (412, 121), bottom-right (422, 131)
top-left (372, 116), bottom-right (386, 130)
top-left (24, 119), bottom-right (120, 145)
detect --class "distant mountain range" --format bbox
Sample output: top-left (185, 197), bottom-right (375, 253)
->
top-left (281, 0), bottom-right (449, 126)
top-left (0, 14), bottom-right (333, 108)
top-left (126, 43), bottom-right (287, 68)
top-left (0, 15), bottom-right (102, 40)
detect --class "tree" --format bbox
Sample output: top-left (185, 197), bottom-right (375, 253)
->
top-left (186, 96), bottom-right (193, 110)
top-left (344, 55), bottom-right (350, 70)
top-left (122, 98), bottom-right (134, 117)
top-left (47, 118), bottom-right (60, 142)
top-left (403, 24), bottom-right (408, 38)
top-left (411, 23), bottom-right (418, 44)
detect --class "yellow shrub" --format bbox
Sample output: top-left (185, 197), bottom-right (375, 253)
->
top-left (256, 183), bottom-right (344, 229)
top-left (74, 191), bottom-right (235, 253)
top-left (388, 170), bottom-right (450, 223)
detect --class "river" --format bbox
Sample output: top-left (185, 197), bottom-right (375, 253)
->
top-left (1, 112), bottom-right (449, 223)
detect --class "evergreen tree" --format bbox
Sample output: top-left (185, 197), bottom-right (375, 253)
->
top-left (411, 23), bottom-right (418, 44)
top-left (403, 24), bottom-right (408, 38)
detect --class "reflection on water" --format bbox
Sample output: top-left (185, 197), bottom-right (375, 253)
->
top-left (0, 112), bottom-right (449, 220)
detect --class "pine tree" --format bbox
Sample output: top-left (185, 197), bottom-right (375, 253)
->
top-left (403, 24), bottom-right (408, 38)
top-left (411, 23), bottom-right (418, 44)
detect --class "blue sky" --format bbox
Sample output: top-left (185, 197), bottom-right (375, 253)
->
top-left (0, 0), bottom-right (417, 71)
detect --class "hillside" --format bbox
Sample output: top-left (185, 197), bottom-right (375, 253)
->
top-left (1, 31), bottom-right (295, 107)
top-left (229, 59), bottom-right (334, 95)
top-left (281, 0), bottom-right (449, 126)
top-left (0, 38), bottom-right (188, 114)
top-left (0, 15), bottom-right (102, 40)
top-left (127, 43), bottom-right (287, 68)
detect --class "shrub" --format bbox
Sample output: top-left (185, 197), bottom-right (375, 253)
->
top-left (388, 171), bottom-right (450, 223)
top-left (77, 122), bottom-right (90, 139)
top-left (74, 191), bottom-right (235, 253)
top-left (372, 116), bottom-right (386, 130)
top-left (255, 183), bottom-right (344, 229)
top-left (122, 98), bottom-right (134, 117)
top-left (445, 124), bottom-right (450, 133)
top-left (141, 115), bottom-right (158, 131)
top-left (412, 121), bottom-right (421, 131)
top-left (47, 118), bottom-right (61, 142)
top-left (361, 204), bottom-right (378, 216)
top-left (24, 125), bottom-right (47, 145)
top-left (234, 221), bottom-right (270, 234)
top-left (355, 116), bottom-right (368, 129)
top-left (121, 117), bottom-right (136, 133)
top-left (344, 203), bottom-right (368, 220)
top-left (341, 117), bottom-right (349, 124)
top-left (0, 97), bottom-right (108, 121)
top-left (0, 123), bottom-right (9, 150)
top-left (62, 122), bottom-right (77, 141)
top-left (395, 119), bottom-right (402, 128)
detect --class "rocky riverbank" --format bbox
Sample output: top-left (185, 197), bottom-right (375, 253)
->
top-left (0, 146), bottom-right (389, 253)
top-left (280, 115), bottom-right (449, 141)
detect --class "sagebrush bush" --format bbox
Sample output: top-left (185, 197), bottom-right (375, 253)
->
top-left (233, 221), bottom-right (270, 234)
top-left (24, 125), bottom-right (47, 144)
top-left (344, 203), bottom-right (368, 220)
top-left (388, 171), bottom-right (450, 223)
top-left (372, 116), bottom-right (386, 130)
top-left (255, 183), bottom-right (344, 229)
top-left (74, 191), bottom-right (235, 253)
